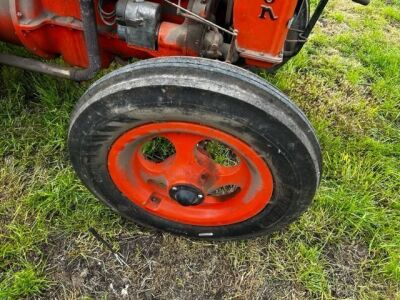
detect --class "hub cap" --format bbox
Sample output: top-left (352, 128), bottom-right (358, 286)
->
top-left (108, 122), bottom-right (274, 226)
top-left (169, 185), bottom-right (204, 206)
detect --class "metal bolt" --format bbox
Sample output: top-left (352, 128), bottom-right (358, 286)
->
top-left (151, 196), bottom-right (161, 204)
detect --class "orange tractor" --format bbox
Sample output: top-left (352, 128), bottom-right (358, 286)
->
top-left (0, 0), bottom-right (369, 239)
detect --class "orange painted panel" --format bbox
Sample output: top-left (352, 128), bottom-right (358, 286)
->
top-left (233, 0), bottom-right (298, 63)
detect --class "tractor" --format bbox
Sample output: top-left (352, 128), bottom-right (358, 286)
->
top-left (0, 0), bottom-right (369, 239)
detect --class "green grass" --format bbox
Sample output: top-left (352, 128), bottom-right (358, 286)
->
top-left (0, 0), bottom-right (399, 298)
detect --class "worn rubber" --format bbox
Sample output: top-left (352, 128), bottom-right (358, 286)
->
top-left (68, 57), bottom-right (322, 239)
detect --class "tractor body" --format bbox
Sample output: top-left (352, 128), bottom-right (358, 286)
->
top-left (0, 0), bottom-right (307, 73)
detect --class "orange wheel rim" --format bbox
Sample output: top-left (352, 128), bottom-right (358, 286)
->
top-left (108, 122), bottom-right (274, 226)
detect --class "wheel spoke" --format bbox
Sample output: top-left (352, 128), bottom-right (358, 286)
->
top-left (163, 132), bottom-right (208, 172)
top-left (135, 150), bottom-right (171, 178)
top-left (208, 162), bottom-right (249, 193)
top-left (162, 132), bottom-right (204, 165)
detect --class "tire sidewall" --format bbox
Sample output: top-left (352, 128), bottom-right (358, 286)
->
top-left (69, 83), bottom-right (318, 239)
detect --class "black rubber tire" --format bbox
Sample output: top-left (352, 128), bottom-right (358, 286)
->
top-left (68, 57), bottom-right (322, 239)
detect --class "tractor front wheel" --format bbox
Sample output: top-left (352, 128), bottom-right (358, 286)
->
top-left (68, 57), bottom-right (321, 239)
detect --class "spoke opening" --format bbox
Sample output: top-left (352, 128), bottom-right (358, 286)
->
top-left (141, 136), bottom-right (176, 163)
top-left (197, 139), bottom-right (240, 167)
top-left (208, 185), bottom-right (241, 199)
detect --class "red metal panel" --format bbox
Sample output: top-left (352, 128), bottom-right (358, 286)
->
top-left (8, 0), bottom-right (91, 65)
top-left (0, 0), bottom-right (299, 69)
top-left (0, 1), bottom-right (19, 44)
top-left (233, 0), bottom-right (298, 67)
top-left (1, 0), bottom-right (195, 68)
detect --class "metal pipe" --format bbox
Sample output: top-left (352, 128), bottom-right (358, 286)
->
top-left (71, 0), bottom-right (102, 81)
top-left (301, 0), bottom-right (330, 39)
top-left (0, 53), bottom-right (73, 79)
top-left (164, 0), bottom-right (237, 37)
top-left (0, 0), bottom-right (101, 81)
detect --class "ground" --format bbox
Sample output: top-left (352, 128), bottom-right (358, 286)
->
top-left (0, 0), bottom-right (399, 298)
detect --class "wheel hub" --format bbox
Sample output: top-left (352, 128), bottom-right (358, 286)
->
top-left (108, 122), bottom-right (274, 226)
top-left (169, 185), bottom-right (204, 206)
